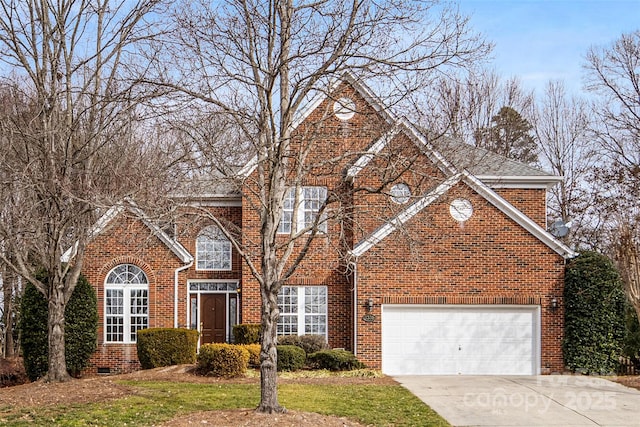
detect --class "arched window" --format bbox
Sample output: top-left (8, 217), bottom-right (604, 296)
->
top-left (105, 264), bottom-right (148, 343)
top-left (196, 226), bottom-right (232, 270)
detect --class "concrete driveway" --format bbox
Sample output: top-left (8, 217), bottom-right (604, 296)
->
top-left (395, 376), bottom-right (640, 427)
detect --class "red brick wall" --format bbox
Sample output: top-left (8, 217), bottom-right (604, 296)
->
top-left (82, 80), bottom-right (564, 375)
top-left (82, 214), bottom-right (184, 374)
top-left (240, 83), bottom-right (393, 349)
top-left (82, 205), bottom-right (243, 374)
top-left (354, 182), bottom-right (565, 373)
top-left (495, 187), bottom-right (548, 227)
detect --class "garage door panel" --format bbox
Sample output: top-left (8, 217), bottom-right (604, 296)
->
top-left (382, 305), bottom-right (539, 375)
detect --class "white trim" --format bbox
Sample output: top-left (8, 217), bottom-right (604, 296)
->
top-left (277, 285), bottom-right (328, 339)
top-left (187, 280), bottom-right (240, 345)
top-left (347, 127), bottom-right (400, 178)
top-left (61, 205), bottom-right (125, 262)
top-left (460, 171), bottom-right (577, 259)
top-left (350, 171), bottom-right (576, 260)
top-left (183, 199), bottom-right (243, 207)
top-left (195, 226), bottom-right (233, 271)
top-left (351, 174), bottom-right (461, 258)
top-left (478, 175), bottom-right (563, 189)
top-left (62, 202), bottom-right (193, 265)
top-left (174, 261), bottom-right (193, 328)
top-left (104, 264), bottom-right (149, 344)
top-left (239, 71), bottom-right (399, 178)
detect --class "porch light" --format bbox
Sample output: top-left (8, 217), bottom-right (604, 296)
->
top-left (366, 298), bottom-right (374, 312)
top-left (550, 297), bottom-right (558, 310)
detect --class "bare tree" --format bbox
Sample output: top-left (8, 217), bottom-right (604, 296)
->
top-left (584, 30), bottom-right (640, 216)
top-left (0, 0), bottom-right (166, 382)
top-left (157, 0), bottom-right (489, 413)
top-left (423, 69), bottom-right (535, 147)
top-left (616, 224), bottom-right (640, 320)
top-left (584, 30), bottom-right (640, 305)
top-left (532, 80), bottom-right (595, 246)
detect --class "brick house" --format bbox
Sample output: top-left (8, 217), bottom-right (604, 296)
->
top-left (78, 74), bottom-right (575, 375)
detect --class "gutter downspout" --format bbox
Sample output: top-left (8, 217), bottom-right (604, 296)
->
top-left (174, 261), bottom-right (193, 328)
top-left (350, 260), bottom-right (358, 356)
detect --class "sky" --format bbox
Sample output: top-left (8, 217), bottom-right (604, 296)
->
top-left (458, 0), bottom-right (640, 96)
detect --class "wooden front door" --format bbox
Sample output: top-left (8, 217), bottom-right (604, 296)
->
top-left (200, 294), bottom-right (227, 345)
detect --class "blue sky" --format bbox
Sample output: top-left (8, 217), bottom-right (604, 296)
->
top-left (458, 0), bottom-right (640, 95)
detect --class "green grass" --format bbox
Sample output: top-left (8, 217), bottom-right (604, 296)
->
top-left (0, 380), bottom-right (450, 426)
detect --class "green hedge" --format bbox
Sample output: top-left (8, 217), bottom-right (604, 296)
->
top-left (137, 328), bottom-right (199, 369)
top-left (307, 349), bottom-right (365, 371)
top-left (19, 282), bottom-right (49, 381)
top-left (232, 324), bottom-right (261, 344)
top-left (623, 305), bottom-right (640, 370)
top-left (197, 343), bottom-right (249, 378)
top-left (19, 273), bottom-right (98, 381)
top-left (276, 345), bottom-right (306, 371)
top-left (277, 334), bottom-right (328, 354)
top-left (564, 251), bottom-right (626, 374)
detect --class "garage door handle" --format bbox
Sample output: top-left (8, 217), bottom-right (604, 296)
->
top-left (459, 345), bottom-right (461, 351)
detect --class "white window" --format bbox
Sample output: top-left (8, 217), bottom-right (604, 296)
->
top-left (390, 183), bottom-right (411, 204)
top-left (196, 226), bottom-right (232, 270)
top-left (278, 186), bottom-right (327, 234)
top-left (277, 286), bottom-right (327, 337)
top-left (105, 264), bottom-right (148, 343)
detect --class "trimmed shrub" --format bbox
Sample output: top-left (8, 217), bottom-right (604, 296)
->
top-left (19, 282), bottom-right (49, 381)
top-left (564, 251), bottom-right (626, 374)
top-left (276, 345), bottom-right (306, 371)
top-left (137, 328), bottom-right (199, 369)
top-left (307, 349), bottom-right (365, 371)
top-left (240, 344), bottom-right (261, 368)
top-left (278, 334), bottom-right (328, 355)
top-left (233, 324), bottom-right (261, 344)
top-left (19, 273), bottom-right (99, 381)
top-left (197, 344), bottom-right (249, 378)
top-left (65, 275), bottom-right (99, 377)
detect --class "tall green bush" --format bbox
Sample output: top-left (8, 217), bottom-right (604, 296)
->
top-left (19, 273), bottom-right (98, 381)
top-left (65, 275), bottom-right (99, 376)
top-left (19, 281), bottom-right (49, 381)
top-left (564, 251), bottom-right (626, 374)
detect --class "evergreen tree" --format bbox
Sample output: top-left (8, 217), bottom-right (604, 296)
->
top-left (476, 106), bottom-right (539, 165)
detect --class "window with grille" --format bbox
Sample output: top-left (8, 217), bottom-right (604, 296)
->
top-left (277, 186), bottom-right (327, 234)
top-left (196, 226), bottom-right (232, 270)
top-left (105, 264), bottom-right (148, 343)
top-left (277, 286), bottom-right (327, 337)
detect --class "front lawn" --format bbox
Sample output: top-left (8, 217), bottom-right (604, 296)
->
top-left (1, 379), bottom-right (450, 426)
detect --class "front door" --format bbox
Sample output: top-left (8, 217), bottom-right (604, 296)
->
top-left (200, 294), bottom-right (227, 345)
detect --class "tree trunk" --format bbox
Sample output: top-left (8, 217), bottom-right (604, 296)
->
top-left (257, 282), bottom-right (285, 414)
top-left (2, 266), bottom-right (15, 358)
top-left (46, 284), bottom-right (70, 382)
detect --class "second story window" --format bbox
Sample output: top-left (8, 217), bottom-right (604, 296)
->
top-left (196, 226), bottom-right (232, 270)
top-left (278, 186), bottom-right (327, 234)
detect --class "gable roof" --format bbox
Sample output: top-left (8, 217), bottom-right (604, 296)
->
top-left (347, 119), bottom-right (561, 188)
top-left (432, 136), bottom-right (562, 188)
top-left (350, 170), bottom-right (577, 259)
top-left (238, 71), bottom-right (398, 178)
top-left (61, 202), bottom-right (193, 264)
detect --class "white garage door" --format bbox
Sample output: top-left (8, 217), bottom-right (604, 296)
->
top-left (382, 305), bottom-right (539, 375)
